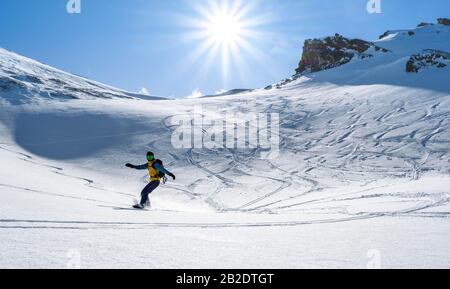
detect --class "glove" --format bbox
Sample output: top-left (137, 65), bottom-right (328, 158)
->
top-left (168, 173), bottom-right (176, 180)
top-left (125, 163), bottom-right (134, 168)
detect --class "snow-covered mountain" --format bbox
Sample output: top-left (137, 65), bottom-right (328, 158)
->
top-left (0, 48), bottom-right (165, 105)
top-left (0, 19), bottom-right (449, 268)
top-left (271, 19), bottom-right (450, 92)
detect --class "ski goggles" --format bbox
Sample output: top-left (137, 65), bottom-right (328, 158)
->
top-left (147, 154), bottom-right (155, 161)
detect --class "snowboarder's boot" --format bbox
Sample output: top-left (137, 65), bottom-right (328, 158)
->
top-left (133, 204), bottom-right (145, 210)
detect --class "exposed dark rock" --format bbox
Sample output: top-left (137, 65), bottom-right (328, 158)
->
top-left (417, 22), bottom-right (433, 28)
top-left (379, 31), bottom-right (391, 39)
top-left (437, 18), bottom-right (450, 26)
top-left (295, 34), bottom-right (389, 75)
top-left (380, 30), bottom-right (415, 39)
top-left (406, 49), bottom-right (450, 73)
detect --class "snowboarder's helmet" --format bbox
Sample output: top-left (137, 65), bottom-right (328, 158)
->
top-left (146, 151), bottom-right (155, 161)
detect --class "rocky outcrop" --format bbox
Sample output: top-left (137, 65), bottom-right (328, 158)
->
top-left (379, 30), bottom-right (415, 39)
top-left (417, 22), bottom-right (433, 28)
top-left (379, 31), bottom-right (391, 39)
top-left (406, 49), bottom-right (450, 73)
top-left (437, 18), bottom-right (450, 26)
top-left (417, 18), bottom-right (449, 27)
top-left (295, 34), bottom-right (389, 75)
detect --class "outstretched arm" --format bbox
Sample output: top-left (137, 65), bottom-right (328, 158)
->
top-left (125, 163), bottom-right (148, 170)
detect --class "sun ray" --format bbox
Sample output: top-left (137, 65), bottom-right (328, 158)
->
top-left (182, 0), bottom-right (273, 87)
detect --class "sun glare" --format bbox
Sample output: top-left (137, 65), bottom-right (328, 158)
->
top-left (206, 13), bottom-right (242, 45)
top-left (182, 0), bottom-right (271, 85)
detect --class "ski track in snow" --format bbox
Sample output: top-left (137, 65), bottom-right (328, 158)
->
top-left (1, 24), bottom-right (450, 268)
top-left (3, 90), bottom-right (450, 219)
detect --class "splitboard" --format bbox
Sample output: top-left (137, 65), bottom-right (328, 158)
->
top-left (113, 206), bottom-right (150, 211)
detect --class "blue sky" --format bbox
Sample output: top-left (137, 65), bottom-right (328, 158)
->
top-left (1, 0), bottom-right (449, 98)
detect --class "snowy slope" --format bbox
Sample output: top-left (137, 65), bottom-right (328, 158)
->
top-left (288, 23), bottom-right (450, 92)
top-left (0, 22), bottom-right (450, 268)
top-left (0, 48), bottom-right (165, 104)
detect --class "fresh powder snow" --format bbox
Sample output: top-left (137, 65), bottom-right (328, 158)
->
top-left (0, 22), bottom-right (449, 269)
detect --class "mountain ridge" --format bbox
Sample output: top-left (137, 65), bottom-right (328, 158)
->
top-left (0, 47), bottom-right (166, 104)
top-left (294, 18), bottom-right (450, 76)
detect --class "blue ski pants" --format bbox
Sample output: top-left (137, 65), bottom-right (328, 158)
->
top-left (140, 181), bottom-right (160, 205)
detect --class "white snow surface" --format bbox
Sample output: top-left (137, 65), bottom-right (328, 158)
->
top-left (0, 23), bottom-right (450, 268)
top-left (0, 48), bottom-right (164, 104)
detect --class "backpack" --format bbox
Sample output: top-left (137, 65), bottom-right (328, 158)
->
top-left (154, 159), bottom-right (165, 178)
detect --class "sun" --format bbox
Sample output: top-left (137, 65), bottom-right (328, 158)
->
top-left (206, 13), bottom-right (242, 45)
top-left (181, 0), bottom-right (271, 85)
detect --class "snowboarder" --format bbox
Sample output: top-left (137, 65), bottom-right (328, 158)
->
top-left (126, 151), bottom-right (176, 209)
